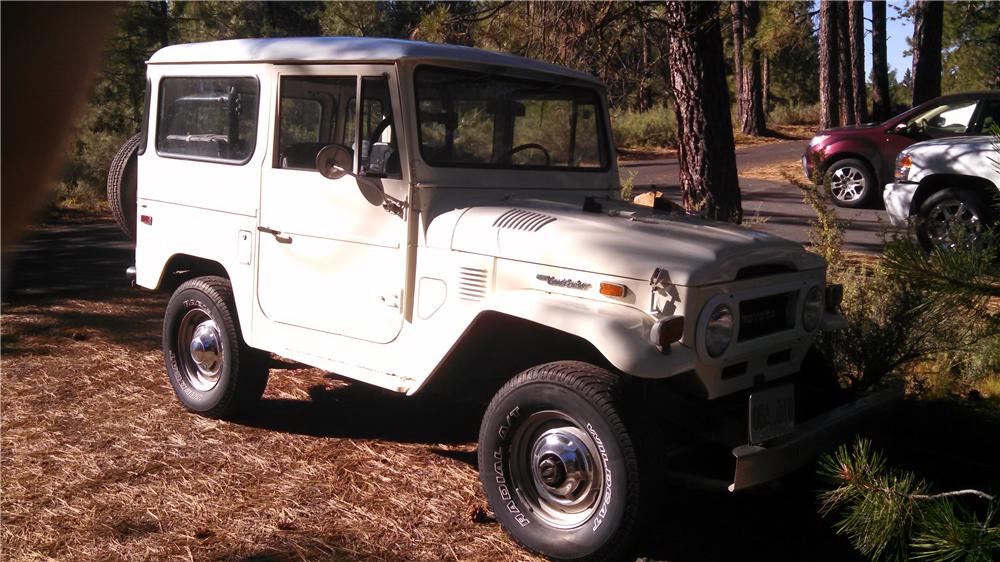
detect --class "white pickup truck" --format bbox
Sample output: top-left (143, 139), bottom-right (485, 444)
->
top-left (107, 37), bottom-right (900, 560)
top-left (884, 135), bottom-right (999, 250)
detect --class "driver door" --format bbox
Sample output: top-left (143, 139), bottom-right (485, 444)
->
top-left (256, 65), bottom-right (407, 344)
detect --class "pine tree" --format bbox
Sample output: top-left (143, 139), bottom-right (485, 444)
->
top-left (848, 0), bottom-right (867, 123)
top-left (819, 0), bottom-right (840, 129)
top-left (912, 0), bottom-right (944, 105)
top-left (663, 0), bottom-right (742, 223)
top-left (871, 0), bottom-right (892, 120)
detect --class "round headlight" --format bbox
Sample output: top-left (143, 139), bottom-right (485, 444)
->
top-left (802, 286), bottom-right (824, 332)
top-left (705, 304), bottom-right (734, 358)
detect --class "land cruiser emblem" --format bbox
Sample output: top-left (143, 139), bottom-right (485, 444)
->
top-left (536, 274), bottom-right (591, 290)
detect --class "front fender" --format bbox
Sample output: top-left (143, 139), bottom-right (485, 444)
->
top-left (481, 290), bottom-right (697, 379)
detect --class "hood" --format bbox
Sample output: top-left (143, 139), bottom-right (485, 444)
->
top-left (818, 122), bottom-right (883, 135)
top-left (442, 199), bottom-right (825, 287)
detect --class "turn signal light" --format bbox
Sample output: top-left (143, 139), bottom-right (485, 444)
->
top-left (650, 315), bottom-right (685, 353)
top-left (599, 282), bottom-right (626, 298)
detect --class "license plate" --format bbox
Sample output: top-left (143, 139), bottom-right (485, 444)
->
top-left (749, 385), bottom-right (795, 444)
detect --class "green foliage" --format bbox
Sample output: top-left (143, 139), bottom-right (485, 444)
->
top-left (768, 102), bottom-right (820, 126)
top-left (911, 500), bottom-right (1000, 561)
top-left (942, 2), bottom-right (1000, 92)
top-left (786, 166), bottom-right (846, 270)
top-left (756, 2), bottom-right (819, 105)
top-left (619, 170), bottom-right (636, 202)
top-left (819, 438), bottom-right (1000, 562)
top-left (819, 439), bottom-right (929, 560)
top-left (610, 105), bottom-right (677, 148)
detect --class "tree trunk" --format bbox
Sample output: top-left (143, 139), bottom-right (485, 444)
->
top-left (871, 0), bottom-right (892, 121)
top-left (737, 0), bottom-right (765, 135)
top-left (848, 0), bottom-right (868, 123)
top-left (819, 0), bottom-right (839, 129)
top-left (730, 1), bottom-right (744, 103)
top-left (911, 0), bottom-right (943, 106)
top-left (762, 54), bottom-right (770, 115)
top-left (663, 1), bottom-right (742, 223)
top-left (836, 1), bottom-right (855, 125)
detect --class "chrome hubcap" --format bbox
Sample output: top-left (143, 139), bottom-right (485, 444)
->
top-left (829, 166), bottom-right (866, 201)
top-left (177, 310), bottom-right (224, 392)
top-left (925, 199), bottom-right (981, 250)
top-left (510, 411), bottom-right (604, 529)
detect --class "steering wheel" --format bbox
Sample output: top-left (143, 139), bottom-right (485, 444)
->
top-left (496, 143), bottom-right (551, 166)
top-left (369, 117), bottom-right (393, 145)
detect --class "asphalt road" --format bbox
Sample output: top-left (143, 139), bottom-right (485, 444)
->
top-left (621, 141), bottom-right (896, 253)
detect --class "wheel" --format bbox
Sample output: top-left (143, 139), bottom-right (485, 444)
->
top-left (825, 158), bottom-right (874, 208)
top-left (477, 361), bottom-right (643, 561)
top-left (107, 133), bottom-right (141, 240)
top-left (916, 188), bottom-right (993, 252)
top-left (162, 276), bottom-right (268, 417)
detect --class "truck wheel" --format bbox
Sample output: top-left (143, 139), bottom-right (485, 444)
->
top-left (916, 188), bottom-right (992, 252)
top-left (107, 133), bottom-right (141, 240)
top-left (478, 362), bottom-right (643, 561)
top-left (825, 158), bottom-right (874, 208)
top-left (163, 276), bottom-right (268, 418)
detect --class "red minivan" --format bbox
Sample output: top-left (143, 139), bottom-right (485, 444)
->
top-left (804, 91), bottom-right (1000, 207)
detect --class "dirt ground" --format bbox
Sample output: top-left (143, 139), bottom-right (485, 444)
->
top-left (2, 214), bottom-right (995, 561)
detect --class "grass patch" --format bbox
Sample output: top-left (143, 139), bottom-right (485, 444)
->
top-left (611, 105), bottom-right (677, 149)
top-left (769, 102), bottom-right (821, 126)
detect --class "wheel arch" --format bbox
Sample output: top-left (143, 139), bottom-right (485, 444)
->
top-left (415, 311), bottom-right (615, 405)
top-left (155, 253), bottom-right (231, 292)
top-left (821, 151), bottom-right (877, 180)
top-left (911, 174), bottom-right (1000, 218)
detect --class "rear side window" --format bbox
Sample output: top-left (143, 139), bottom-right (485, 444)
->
top-left (156, 77), bottom-right (259, 163)
top-left (139, 78), bottom-right (151, 155)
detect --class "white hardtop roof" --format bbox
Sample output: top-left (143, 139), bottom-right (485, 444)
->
top-left (148, 37), bottom-right (601, 85)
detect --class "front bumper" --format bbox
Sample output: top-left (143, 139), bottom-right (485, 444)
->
top-left (729, 380), bottom-right (904, 491)
top-left (883, 182), bottom-right (919, 226)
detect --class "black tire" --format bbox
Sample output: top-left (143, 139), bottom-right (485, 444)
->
top-left (477, 361), bottom-right (643, 561)
top-left (107, 133), bottom-right (141, 240)
top-left (916, 188), bottom-right (994, 252)
top-left (825, 158), bottom-right (875, 208)
top-left (163, 276), bottom-right (268, 418)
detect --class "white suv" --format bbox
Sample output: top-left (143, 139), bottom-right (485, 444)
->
top-left (111, 37), bottom-right (899, 560)
top-left (884, 135), bottom-right (999, 250)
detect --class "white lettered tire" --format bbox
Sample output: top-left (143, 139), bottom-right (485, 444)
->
top-left (163, 276), bottom-right (268, 418)
top-left (477, 361), bottom-right (643, 561)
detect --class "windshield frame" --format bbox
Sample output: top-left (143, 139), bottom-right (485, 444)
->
top-left (412, 64), bottom-right (611, 173)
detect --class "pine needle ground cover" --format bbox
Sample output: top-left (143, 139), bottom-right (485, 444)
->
top-left (0, 218), bottom-right (863, 561)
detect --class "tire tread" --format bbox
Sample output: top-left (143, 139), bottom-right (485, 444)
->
top-left (479, 361), bottom-right (642, 562)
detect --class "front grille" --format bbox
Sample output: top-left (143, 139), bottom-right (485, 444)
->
top-left (738, 291), bottom-right (796, 341)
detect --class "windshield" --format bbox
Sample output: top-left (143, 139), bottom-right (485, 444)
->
top-left (414, 66), bottom-right (609, 171)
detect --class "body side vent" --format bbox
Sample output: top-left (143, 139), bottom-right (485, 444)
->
top-left (457, 267), bottom-right (489, 301)
top-left (493, 209), bottom-right (557, 232)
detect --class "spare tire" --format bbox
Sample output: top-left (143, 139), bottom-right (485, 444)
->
top-left (107, 133), bottom-right (141, 239)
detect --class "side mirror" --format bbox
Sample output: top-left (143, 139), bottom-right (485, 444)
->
top-left (316, 144), bottom-right (353, 180)
top-left (315, 144), bottom-right (392, 209)
top-left (893, 122), bottom-right (909, 134)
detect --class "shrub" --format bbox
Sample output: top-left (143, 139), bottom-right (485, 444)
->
top-left (769, 102), bottom-right (820, 126)
top-left (610, 105), bottom-right (677, 148)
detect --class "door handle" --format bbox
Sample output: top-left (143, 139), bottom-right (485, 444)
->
top-left (257, 226), bottom-right (292, 244)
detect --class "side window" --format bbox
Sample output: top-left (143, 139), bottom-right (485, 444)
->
top-left (277, 75), bottom-right (356, 170)
top-left (156, 77), bottom-right (259, 162)
top-left (909, 99), bottom-right (977, 137)
top-left (139, 78), bottom-right (151, 155)
top-left (975, 99), bottom-right (1000, 134)
top-left (359, 76), bottom-right (401, 179)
